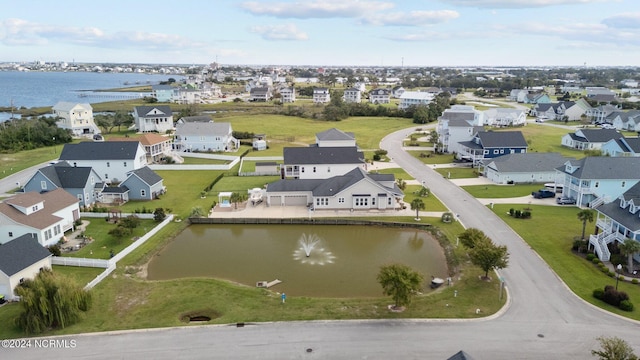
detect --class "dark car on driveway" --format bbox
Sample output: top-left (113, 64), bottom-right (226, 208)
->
top-left (556, 196), bottom-right (576, 205)
top-left (531, 189), bottom-right (555, 199)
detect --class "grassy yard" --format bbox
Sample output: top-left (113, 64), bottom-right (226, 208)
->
top-left (493, 204), bottom-right (640, 320)
top-left (462, 184), bottom-right (546, 198)
top-left (434, 167), bottom-right (479, 179)
top-left (407, 151), bottom-right (458, 165)
top-left (403, 185), bottom-right (449, 212)
top-left (496, 125), bottom-right (585, 158)
top-left (0, 146), bottom-right (60, 181)
top-left (375, 167), bottom-right (413, 181)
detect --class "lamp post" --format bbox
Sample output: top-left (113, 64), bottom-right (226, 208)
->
top-left (615, 264), bottom-right (623, 290)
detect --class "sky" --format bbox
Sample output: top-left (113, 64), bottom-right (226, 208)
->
top-left (1, 0), bottom-right (639, 67)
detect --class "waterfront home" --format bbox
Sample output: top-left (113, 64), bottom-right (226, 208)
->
top-left (174, 121), bottom-right (238, 152)
top-left (249, 86), bottom-right (273, 102)
top-left (110, 133), bottom-right (173, 163)
top-left (120, 167), bottom-right (165, 200)
top-left (52, 102), bottom-right (100, 137)
top-left (59, 141), bottom-right (147, 183)
top-left (151, 84), bottom-right (174, 102)
top-left (281, 146), bottom-right (365, 180)
top-left (133, 105), bottom-right (174, 133)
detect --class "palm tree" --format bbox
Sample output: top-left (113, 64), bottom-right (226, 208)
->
top-left (618, 238), bottom-right (640, 274)
top-left (229, 192), bottom-right (246, 210)
top-left (577, 209), bottom-right (594, 241)
top-left (410, 198), bottom-right (425, 221)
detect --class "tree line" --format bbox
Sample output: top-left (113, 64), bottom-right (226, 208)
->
top-left (0, 116), bottom-right (72, 153)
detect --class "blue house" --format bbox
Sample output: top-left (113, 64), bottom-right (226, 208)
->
top-left (151, 85), bottom-right (174, 102)
top-left (120, 166), bottom-right (165, 200)
top-left (590, 182), bottom-right (640, 262)
top-left (22, 162), bottom-right (104, 207)
top-left (457, 131), bottom-right (528, 166)
top-left (555, 157), bottom-right (640, 208)
top-left (601, 136), bottom-right (640, 157)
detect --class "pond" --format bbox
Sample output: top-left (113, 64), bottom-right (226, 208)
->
top-left (147, 224), bottom-right (448, 298)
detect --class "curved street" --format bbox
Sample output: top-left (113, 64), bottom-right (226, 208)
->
top-left (4, 127), bottom-right (640, 360)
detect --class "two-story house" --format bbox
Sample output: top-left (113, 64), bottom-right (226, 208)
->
top-left (151, 84), bottom-right (174, 102)
top-left (369, 88), bottom-right (391, 104)
top-left (59, 141), bottom-right (147, 183)
top-left (174, 121), bottom-right (238, 152)
top-left (52, 102), bottom-right (100, 137)
top-left (589, 182), bottom-right (640, 262)
top-left (457, 131), bottom-right (528, 166)
top-left (111, 133), bottom-right (173, 163)
top-left (611, 110), bottom-right (640, 131)
top-left (22, 162), bottom-right (104, 207)
top-left (436, 118), bottom-right (483, 154)
top-left (398, 91), bottom-right (434, 110)
top-left (555, 157), bottom-right (640, 208)
top-left (279, 87), bottom-right (296, 103)
top-left (281, 146), bottom-right (365, 179)
top-left (133, 105), bottom-right (174, 133)
top-left (561, 129), bottom-right (620, 150)
top-left (484, 108), bottom-right (526, 127)
top-left (313, 88), bottom-right (330, 104)
top-left (315, 128), bottom-right (356, 147)
top-left (601, 136), bottom-right (640, 157)
top-left (0, 188), bottom-right (80, 246)
top-left (249, 86), bottom-right (273, 102)
top-left (343, 88), bottom-right (361, 103)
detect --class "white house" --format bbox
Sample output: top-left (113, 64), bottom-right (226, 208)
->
top-left (0, 234), bottom-right (52, 301)
top-left (343, 88), bottom-right (361, 103)
top-left (110, 133), bottom-right (173, 164)
top-left (281, 146), bottom-right (366, 180)
top-left (369, 88), bottom-right (391, 104)
top-left (315, 128), bottom-right (356, 148)
top-left (484, 108), bottom-right (526, 127)
top-left (611, 110), bottom-right (640, 131)
top-left (174, 122), bottom-right (239, 152)
top-left (313, 88), bottom-right (330, 104)
top-left (279, 87), bottom-right (296, 103)
top-left (509, 89), bottom-right (529, 103)
top-left (59, 141), bottom-right (148, 183)
top-left (266, 167), bottom-right (403, 210)
top-left (133, 105), bottom-right (174, 133)
top-left (560, 129), bottom-right (620, 151)
top-left (398, 91), bottom-right (434, 110)
top-left (52, 102), bottom-right (100, 136)
top-left (0, 189), bottom-right (80, 247)
top-left (436, 118), bottom-right (483, 154)
top-left (483, 153), bottom-right (574, 185)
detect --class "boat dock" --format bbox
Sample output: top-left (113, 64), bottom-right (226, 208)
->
top-left (256, 279), bottom-right (282, 288)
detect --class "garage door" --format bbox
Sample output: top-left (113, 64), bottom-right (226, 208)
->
top-left (285, 195), bottom-right (307, 206)
top-left (270, 195), bottom-right (282, 206)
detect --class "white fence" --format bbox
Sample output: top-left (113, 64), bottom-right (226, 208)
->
top-left (80, 212), bottom-right (155, 220)
top-left (52, 256), bottom-right (111, 268)
top-left (56, 214), bottom-right (174, 290)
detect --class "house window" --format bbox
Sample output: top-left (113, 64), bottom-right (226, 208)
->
top-left (107, 162), bottom-right (110, 167)
top-left (105, 174), bottom-right (109, 179)
top-left (32, 205), bottom-right (38, 211)
top-left (327, 167), bottom-right (331, 173)
top-left (41, 181), bottom-right (47, 190)
top-left (493, 150), bottom-right (499, 154)
top-left (483, 150), bottom-right (489, 155)
top-left (372, 197), bottom-right (376, 205)
top-left (91, 176), bottom-right (95, 185)
top-left (85, 192), bottom-right (89, 201)
top-left (315, 198), bottom-right (328, 206)
top-left (500, 149), bottom-right (504, 154)
top-left (595, 182), bottom-right (599, 188)
top-left (77, 194), bottom-right (83, 201)
top-left (338, 198), bottom-right (345, 203)
top-left (301, 167), bottom-right (305, 173)
top-left (124, 162), bottom-right (127, 167)
top-left (141, 189), bottom-right (146, 197)
top-left (388, 198), bottom-right (392, 205)
top-left (622, 181), bottom-right (626, 188)
top-left (8, 232), bottom-right (13, 237)
top-left (313, 167), bottom-right (316, 173)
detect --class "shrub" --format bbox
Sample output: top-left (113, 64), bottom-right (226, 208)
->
top-left (593, 288), bottom-right (604, 300)
top-left (592, 257), bottom-right (601, 264)
top-left (632, 279), bottom-right (639, 285)
top-left (509, 208), bottom-right (515, 216)
top-left (514, 210), bottom-right (521, 218)
top-left (602, 285), bottom-right (629, 307)
top-left (441, 212), bottom-right (453, 223)
top-left (47, 244), bottom-right (61, 256)
top-left (586, 253), bottom-right (596, 261)
top-left (373, 154), bottom-right (381, 161)
top-left (619, 300), bottom-right (634, 312)
top-left (521, 210), bottom-right (531, 219)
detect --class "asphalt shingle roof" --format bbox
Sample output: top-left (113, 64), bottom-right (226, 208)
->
top-left (126, 166), bottom-right (162, 186)
top-left (316, 128), bottom-right (355, 142)
top-left (484, 153), bottom-right (574, 173)
top-left (59, 141), bottom-right (141, 161)
top-left (474, 131), bottom-right (528, 148)
top-left (557, 157), bottom-right (640, 179)
top-left (134, 105), bottom-right (172, 117)
top-left (283, 147), bottom-right (364, 165)
top-left (38, 162), bottom-right (93, 188)
top-left (575, 129), bottom-right (620, 142)
top-left (0, 189), bottom-right (79, 230)
top-left (175, 122), bottom-right (231, 136)
top-left (0, 234), bottom-right (51, 277)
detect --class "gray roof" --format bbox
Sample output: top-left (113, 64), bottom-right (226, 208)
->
top-left (0, 234), bottom-right (51, 277)
top-left (316, 128), bottom-right (355, 142)
top-left (574, 129), bottom-right (620, 142)
top-left (440, 112), bottom-right (475, 122)
top-left (152, 85), bottom-right (173, 90)
top-left (38, 162), bottom-right (94, 188)
top-left (102, 186), bottom-right (129, 194)
top-left (134, 105), bottom-right (172, 117)
top-left (447, 119), bottom-right (475, 127)
top-left (557, 157), bottom-right (640, 179)
top-left (267, 167), bottom-right (402, 197)
top-left (178, 115), bottom-right (213, 123)
top-left (175, 122), bottom-right (231, 136)
top-left (283, 147), bottom-right (364, 165)
top-left (596, 201), bottom-right (640, 232)
top-left (126, 166), bottom-right (162, 186)
top-left (447, 350), bottom-right (475, 360)
top-left (59, 141), bottom-right (141, 161)
top-left (474, 131), bottom-right (528, 148)
top-left (484, 153), bottom-right (574, 173)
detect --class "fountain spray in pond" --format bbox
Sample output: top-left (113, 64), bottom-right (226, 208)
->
top-left (293, 233), bottom-right (336, 265)
top-left (300, 233), bottom-right (321, 257)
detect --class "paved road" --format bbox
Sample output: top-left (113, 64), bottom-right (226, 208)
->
top-left (0, 162), bottom-right (50, 197)
top-left (4, 128), bottom-right (640, 359)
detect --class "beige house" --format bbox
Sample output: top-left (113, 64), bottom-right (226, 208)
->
top-left (0, 234), bottom-right (52, 301)
top-left (52, 102), bottom-right (100, 137)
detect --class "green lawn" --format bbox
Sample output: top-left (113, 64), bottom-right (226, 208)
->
top-left (434, 167), bottom-right (479, 179)
top-left (181, 157), bottom-right (231, 165)
top-left (496, 125), bottom-right (585, 158)
top-left (407, 151), bottom-right (458, 165)
top-left (0, 146), bottom-right (60, 180)
top-left (493, 204), bottom-right (640, 320)
top-left (66, 219), bottom-right (158, 259)
top-left (403, 185), bottom-right (449, 212)
top-left (375, 167), bottom-right (413, 181)
top-left (462, 184), bottom-right (545, 198)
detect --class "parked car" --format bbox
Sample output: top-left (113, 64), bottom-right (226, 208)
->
top-left (556, 196), bottom-right (576, 205)
top-left (535, 117), bottom-right (546, 123)
top-left (531, 189), bottom-right (555, 199)
top-left (600, 123), bottom-right (615, 129)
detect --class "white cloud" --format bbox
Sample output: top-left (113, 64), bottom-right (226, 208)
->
top-left (602, 13), bottom-right (640, 29)
top-left (501, 20), bottom-right (640, 47)
top-left (363, 10), bottom-right (459, 26)
top-left (240, 0), bottom-right (394, 19)
top-left (250, 24), bottom-right (309, 40)
top-left (440, 0), bottom-right (612, 8)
